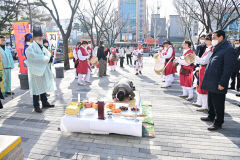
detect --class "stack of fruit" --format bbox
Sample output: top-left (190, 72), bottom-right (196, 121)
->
top-left (65, 105), bottom-right (80, 116)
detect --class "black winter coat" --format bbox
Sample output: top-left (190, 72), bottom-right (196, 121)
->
top-left (202, 39), bottom-right (237, 94)
top-left (233, 48), bottom-right (240, 73)
top-left (196, 44), bottom-right (207, 57)
top-left (97, 46), bottom-right (107, 60)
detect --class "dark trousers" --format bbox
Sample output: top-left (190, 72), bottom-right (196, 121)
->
top-left (230, 72), bottom-right (240, 89)
top-left (126, 54), bottom-right (132, 65)
top-left (33, 93), bottom-right (48, 108)
top-left (120, 57), bottom-right (124, 67)
top-left (208, 91), bottom-right (226, 126)
top-left (98, 59), bottom-right (107, 77)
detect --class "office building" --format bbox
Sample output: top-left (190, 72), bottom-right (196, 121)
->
top-left (118, 0), bottom-right (147, 42)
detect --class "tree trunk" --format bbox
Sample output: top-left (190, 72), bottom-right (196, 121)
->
top-left (27, 0), bottom-right (33, 32)
top-left (9, 27), bottom-right (12, 47)
top-left (63, 37), bottom-right (70, 70)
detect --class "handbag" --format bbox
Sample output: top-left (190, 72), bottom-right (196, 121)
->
top-left (74, 60), bottom-right (79, 68)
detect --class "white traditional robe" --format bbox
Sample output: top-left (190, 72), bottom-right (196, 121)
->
top-left (25, 41), bottom-right (56, 95)
top-left (0, 46), bottom-right (14, 93)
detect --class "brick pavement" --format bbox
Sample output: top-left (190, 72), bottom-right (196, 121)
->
top-left (0, 57), bottom-right (240, 160)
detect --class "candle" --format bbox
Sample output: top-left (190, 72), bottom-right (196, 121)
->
top-left (78, 93), bottom-right (80, 103)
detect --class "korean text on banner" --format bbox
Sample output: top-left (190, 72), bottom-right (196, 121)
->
top-left (12, 21), bottom-right (30, 74)
top-left (46, 32), bottom-right (59, 57)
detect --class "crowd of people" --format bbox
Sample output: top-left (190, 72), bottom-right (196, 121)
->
top-left (72, 40), bottom-right (145, 86)
top-left (157, 30), bottom-right (240, 131)
top-left (0, 25), bottom-right (240, 132)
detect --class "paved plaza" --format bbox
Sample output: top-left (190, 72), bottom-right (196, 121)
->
top-left (0, 57), bottom-right (240, 160)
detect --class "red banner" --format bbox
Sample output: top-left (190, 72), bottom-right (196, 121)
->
top-left (12, 21), bottom-right (30, 74)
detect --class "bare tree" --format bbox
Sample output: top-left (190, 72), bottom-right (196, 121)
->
top-left (97, 7), bottom-right (128, 48)
top-left (0, 0), bottom-right (21, 33)
top-left (39, 0), bottom-right (81, 70)
top-left (19, 0), bottom-right (52, 32)
top-left (175, 0), bottom-right (196, 50)
top-left (175, 0), bottom-right (240, 33)
top-left (231, 0), bottom-right (240, 16)
top-left (212, 0), bottom-right (240, 30)
top-left (78, 0), bottom-right (112, 47)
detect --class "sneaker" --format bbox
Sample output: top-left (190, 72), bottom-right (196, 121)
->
top-left (186, 97), bottom-right (194, 101)
top-left (78, 83), bottom-right (85, 86)
top-left (192, 103), bottom-right (201, 107)
top-left (139, 71), bottom-right (142, 75)
top-left (197, 108), bottom-right (208, 112)
top-left (135, 73), bottom-right (139, 75)
top-left (179, 95), bottom-right (188, 98)
top-left (161, 85), bottom-right (171, 88)
top-left (85, 81), bottom-right (92, 85)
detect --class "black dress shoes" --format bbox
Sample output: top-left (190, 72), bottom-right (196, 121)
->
top-left (42, 103), bottom-right (55, 108)
top-left (208, 125), bottom-right (222, 131)
top-left (200, 117), bottom-right (214, 122)
top-left (34, 107), bottom-right (42, 113)
top-left (6, 92), bottom-right (15, 95)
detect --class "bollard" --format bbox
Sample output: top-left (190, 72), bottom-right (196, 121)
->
top-left (18, 74), bottom-right (29, 90)
top-left (55, 67), bottom-right (64, 78)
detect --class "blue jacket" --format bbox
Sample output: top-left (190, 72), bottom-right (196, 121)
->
top-left (202, 39), bottom-right (237, 94)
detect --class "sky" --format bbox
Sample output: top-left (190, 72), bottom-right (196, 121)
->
top-left (148, 0), bottom-right (177, 18)
top-left (44, 0), bottom-right (177, 20)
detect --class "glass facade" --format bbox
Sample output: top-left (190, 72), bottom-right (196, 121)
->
top-left (119, 0), bottom-right (145, 42)
top-left (120, 0), bottom-right (137, 41)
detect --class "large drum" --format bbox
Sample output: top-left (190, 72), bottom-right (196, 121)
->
top-left (154, 55), bottom-right (165, 75)
top-left (110, 54), bottom-right (119, 61)
top-left (90, 56), bottom-right (98, 66)
top-left (185, 54), bottom-right (195, 64)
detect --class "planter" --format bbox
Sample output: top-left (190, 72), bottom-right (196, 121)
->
top-left (18, 74), bottom-right (29, 90)
top-left (55, 67), bottom-right (64, 78)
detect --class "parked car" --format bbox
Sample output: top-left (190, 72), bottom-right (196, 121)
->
top-left (55, 48), bottom-right (64, 63)
top-left (152, 47), bottom-right (159, 53)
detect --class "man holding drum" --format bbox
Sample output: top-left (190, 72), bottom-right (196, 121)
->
top-left (158, 40), bottom-right (177, 88)
top-left (175, 40), bottom-right (195, 101)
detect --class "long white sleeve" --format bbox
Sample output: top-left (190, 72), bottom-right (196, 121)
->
top-left (73, 48), bottom-right (77, 59)
top-left (162, 47), bottom-right (173, 59)
top-left (78, 49), bottom-right (88, 60)
top-left (195, 51), bottom-right (213, 65)
top-left (176, 57), bottom-right (190, 66)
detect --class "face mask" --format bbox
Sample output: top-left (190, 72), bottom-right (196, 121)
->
top-left (235, 44), bottom-right (240, 48)
top-left (200, 40), bottom-right (205, 44)
top-left (0, 40), bottom-right (6, 45)
top-left (212, 40), bottom-right (219, 47)
top-left (159, 47), bottom-right (163, 50)
top-left (35, 40), bottom-right (43, 45)
top-left (44, 45), bottom-right (48, 48)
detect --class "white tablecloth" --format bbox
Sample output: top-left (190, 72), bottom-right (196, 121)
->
top-left (60, 103), bottom-right (142, 137)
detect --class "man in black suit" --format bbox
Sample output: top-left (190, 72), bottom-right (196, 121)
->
top-left (229, 39), bottom-right (240, 91)
top-left (196, 35), bottom-right (207, 57)
top-left (201, 30), bottom-right (236, 131)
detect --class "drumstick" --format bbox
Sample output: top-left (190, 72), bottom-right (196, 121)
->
top-left (161, 57), bottom-right (173, 73)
